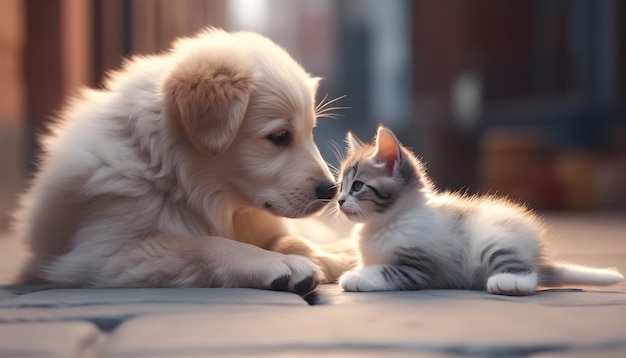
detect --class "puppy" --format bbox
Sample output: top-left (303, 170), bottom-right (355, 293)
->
top-left (12, 28), bottom-right (347, 295)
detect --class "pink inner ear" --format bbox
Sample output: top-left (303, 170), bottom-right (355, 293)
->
top-left (376, 129), bottom-right (400, 173)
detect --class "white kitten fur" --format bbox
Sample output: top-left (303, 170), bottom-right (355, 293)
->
top-left (337, 126), bottom-right (624, 295)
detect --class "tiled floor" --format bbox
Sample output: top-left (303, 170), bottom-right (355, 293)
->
top-left (0, 214), bottom-right (625, 357)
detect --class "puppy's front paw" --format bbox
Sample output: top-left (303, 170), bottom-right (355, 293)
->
top-left (267, 255), bottom-right (322, 296)
top-left (313, 252), bottom-right (355, 283)
top-left (339, 269), bottom-right (384, 292)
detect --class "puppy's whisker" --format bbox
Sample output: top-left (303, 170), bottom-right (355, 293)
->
top-left (328, 140), bottom-right (345, 166)
top-left (316, 113), bottom-right (345, 120)
top-left (315, 93), bottom-right (329, 113)
top-left (316, 106), bottom-right (351, 115)
top-left (298, 198), bottom-right (331, 218)
top-left (315, 107), bottom-right (350, 120)
top-left (315, 95), bottom-right (348, 120)
top-left (326, 162), bottom-right (340, 180)
top-left (316, 94), bottom-right (347, 113)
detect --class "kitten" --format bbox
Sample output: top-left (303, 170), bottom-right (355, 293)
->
top-left (336, 125), bottom-right (624, 295)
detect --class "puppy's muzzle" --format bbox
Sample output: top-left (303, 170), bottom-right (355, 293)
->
top-left (316, 179), bottom-right (337, 200)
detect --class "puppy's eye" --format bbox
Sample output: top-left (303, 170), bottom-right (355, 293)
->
top-left (351, 180), bottom-right (364, 192)
top-left (267, 130), bottom-right (292, 147)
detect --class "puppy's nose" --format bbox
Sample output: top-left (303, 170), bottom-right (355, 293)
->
top-left (316, 180), bottom-right (337, 200)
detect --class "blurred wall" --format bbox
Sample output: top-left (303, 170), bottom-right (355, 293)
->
top-left (410, 0), bottom-right (626, 210)
top-left (0, 0), bottom-right (625, 231)
top-left (0, 0), bottom-right (25, 229)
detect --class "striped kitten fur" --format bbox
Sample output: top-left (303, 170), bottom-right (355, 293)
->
top-left (336, 126), bottom-right (623, 295)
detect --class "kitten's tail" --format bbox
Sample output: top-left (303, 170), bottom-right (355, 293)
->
top-left (538, 263), bottom-right (624, 287)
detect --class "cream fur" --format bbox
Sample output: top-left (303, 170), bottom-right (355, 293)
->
top-left (12, 28), bottom-right (348, 293)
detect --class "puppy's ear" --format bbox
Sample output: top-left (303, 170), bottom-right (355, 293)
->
top-left (309, 77), bottom-right (321, 94)
top-left (163, 52), bottom-right (255, 157)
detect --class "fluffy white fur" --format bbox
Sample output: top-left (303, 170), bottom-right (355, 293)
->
top-left (336, 126), bottom-right (624, 295)
top-left (12, 28), bottom-right (348, 294)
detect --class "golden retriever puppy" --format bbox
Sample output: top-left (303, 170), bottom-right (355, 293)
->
top-left (12, 28), bottom-right (346, 296)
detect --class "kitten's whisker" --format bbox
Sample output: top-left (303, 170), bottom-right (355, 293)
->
top-left (322, 206), bottom-right (340, 223)
top-left (358, 209), bottom-right (372, 221)
top-left (327, 203), bottom-right (350, 226)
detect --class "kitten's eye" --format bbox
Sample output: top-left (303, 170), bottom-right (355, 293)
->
top-left (267, 130), bottom-right (292, 147)
top-left (351, 180), bottom-right (364, 192)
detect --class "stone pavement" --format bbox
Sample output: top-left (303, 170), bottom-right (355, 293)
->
top-left (0, 214), bottom-right (625, 358)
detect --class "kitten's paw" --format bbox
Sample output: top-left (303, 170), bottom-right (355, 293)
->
top-left (267, 255), bottom-right (322, 296)
top-left (339, 269), bottom-right (387, 292)
top-left (486, 272), bottom-right (537, 296)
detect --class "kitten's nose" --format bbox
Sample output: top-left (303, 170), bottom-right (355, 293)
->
top-left (316, 179), bottom-right (337, 200)
top-left (338, 199), bottom-right (345, 206)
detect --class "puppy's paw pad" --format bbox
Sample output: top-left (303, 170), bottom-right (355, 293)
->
top-left (265, 255), bottom-right (321, 295)
top-left (270, 275), bottom-right (290, 292)
top-left (302, 290), bottom-right (323, 305)
top-left (294, 276), bottom-right (318, 296)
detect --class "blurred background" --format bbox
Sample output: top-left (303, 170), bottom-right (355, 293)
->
top-left (1, 0), bottom-right (625, 231)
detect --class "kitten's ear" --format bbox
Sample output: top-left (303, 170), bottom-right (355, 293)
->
top-left (373, 126), bottom-right (402, 174)
top-left (345, 131), bottom-right (364, 153)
